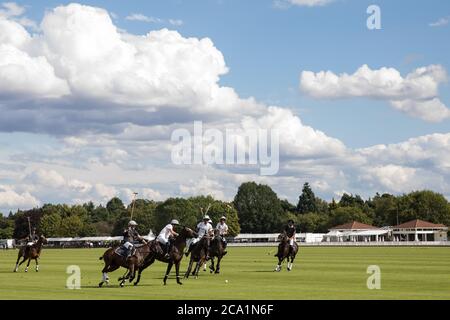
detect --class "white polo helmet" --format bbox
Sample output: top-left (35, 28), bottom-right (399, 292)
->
top-left (128, 220), bottom-right (138, 226)
top-left (203, 215), bottom-right (210, 221)
top-left (171, 219), bottom-right (180, 225)
top-left (220, 216), bottom-right (227, 221)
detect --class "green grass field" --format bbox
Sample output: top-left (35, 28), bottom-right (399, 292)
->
top-left (1, 247), bottom-right (449, 300)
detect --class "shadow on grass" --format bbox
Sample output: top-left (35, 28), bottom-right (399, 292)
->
top-left (82, 283), bottom-right (159, 289)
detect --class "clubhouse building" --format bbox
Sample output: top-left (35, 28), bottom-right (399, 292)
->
top-left (324, 220), bottom-right (448, 243)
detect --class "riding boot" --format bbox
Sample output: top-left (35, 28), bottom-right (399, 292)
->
top-left (288, 245), bottom-right (293, 256)
top-left (164, 242), bottom-right (170, 259)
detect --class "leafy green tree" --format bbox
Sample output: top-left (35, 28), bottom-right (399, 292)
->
top-left (339, 193), bottom-right (365, 208)
top-left (59, 215), bottom-right (84, 237)
top-left (233, 182), bottom-right (284, 233)
top-left (39, 213), bottom-right (62, 237)
top-left (280, 199), bottom-right (296, 214)
top-left (154, 198), bottom-right (198, 232)
top-left (297, 213), bottom-right (329, 233)
top-left (328, 207), bottom-right (373, 227)
top-left (13, 209), bottom-right (43, 239)
top-left (106, 197), bottom-right (127, 221)
top-left (329, 198), bottom-right (338, 211)
top-left (297, 183), bottom-right (317, 214)
top-left (397, 191), bottom-right (450, 226)
top-left (131, 199), bottom-right (158, 235)
top-left (0, 216), bottom-right (14, 239)
top-left (372, 193), bottom-right (399, 226)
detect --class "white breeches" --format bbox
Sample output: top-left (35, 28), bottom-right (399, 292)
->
top-left (123, 242), bottom-right (133, 249)
top-left (157, 236), bottom-right (168, 245)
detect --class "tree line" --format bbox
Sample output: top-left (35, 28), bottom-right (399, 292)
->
top-left (1, 182), bottom-right (449, 239)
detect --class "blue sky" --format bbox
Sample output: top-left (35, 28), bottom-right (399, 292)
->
top-left (16, 0), bottom-right (450, 147)
top-left (0, 0), bottom-right (450, 212)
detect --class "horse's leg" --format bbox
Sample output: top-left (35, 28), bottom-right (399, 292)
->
top-left (35, 258), bottom-right (39, 272)
top-left (175, 261), bottom-right (183, 285)
top-left (275, 256), bottom-right (283, 272)
top-left (119, 268), bottom-right (129, 287)
top-left (129, 263), bottom-right (136, 283)
top-left (215, 256), bottom-right (222, 274)
top-left (25, 258), bottom-right (31, 272)
top-left (184, 257), bottom-right (194, 279)
top-left (134, 257), bottom-right (155, 286)
top-left (134, 267), bottom-right (143, 286)
top-left (163, 262), bottom-right (174, 286)
top-left (14, 251), bottom-right (23, 272)
top-left (210, 257), bottom-right (215, 273)
top-left (194, 258), bottom-right (203, 278)
top-left (99, 258), bottom-right (110, 287)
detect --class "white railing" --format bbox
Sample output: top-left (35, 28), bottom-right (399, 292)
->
top-left (228, 241), bottom-right (450, 247)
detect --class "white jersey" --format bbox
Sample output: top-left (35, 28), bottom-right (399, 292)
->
top-left (216, 222), bottom-right (228, 236)
top-left (157, 224), bottom-right (173, 243)
top-left (197, 222), bottom-right (213, 238)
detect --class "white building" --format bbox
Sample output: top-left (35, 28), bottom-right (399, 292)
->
top-left (393, 219), bottom-right (448, 242)
top-left (324, 221), bottom-right (390, 242)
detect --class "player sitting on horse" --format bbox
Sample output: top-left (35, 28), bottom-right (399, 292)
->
top-left (216, 216), bottom-right (228, 255)
top-left (186, 215), bottom-right (213, 259)
top-left (122, 221), bottom-right (146, 259)
top-left (284, 219), bottom-right (296, 255)
top-left (23, 227), bottom-right (39, 256)
top-left (157, 219), bottom-right (180, 259)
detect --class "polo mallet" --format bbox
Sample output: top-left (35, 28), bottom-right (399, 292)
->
top-left (27, 217), bottom-right (32, 238)
top-left (130, 192), bottom-right (138, 221)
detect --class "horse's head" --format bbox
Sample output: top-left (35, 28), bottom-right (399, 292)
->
top-left (278, 232), bottom-right (288, 243)
top-left (181, 227), bottom-right (197, 239)
top-left (213, 229), bottom-right (221, 240)
top-left (39, 235), bottom-right (48, 244)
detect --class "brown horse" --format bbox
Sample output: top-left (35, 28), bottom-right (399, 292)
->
top-left (14, 235), bottom-right (47, 273)
top-left (208, 229), bottom-right (227, 274)
top-left (98, 240), bottom-right (161, 287)
top-left (274, 231), bottom-right (298, 272)
top-left (133, 227), bottom-right (197, 286)
top-left (184, 235), bottom-right (210, 279)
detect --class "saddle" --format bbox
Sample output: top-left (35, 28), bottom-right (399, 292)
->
top-left (114, 246), bottom-right (128, 257)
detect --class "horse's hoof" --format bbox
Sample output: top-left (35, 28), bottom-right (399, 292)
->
top-left (134, 283), bottom-right (138, 286)
top-left (120, 283), bottom-right (125, 288)
top-left (177, 282), bottom-right (183, 285)
top-left (99, 282), bottom-right (103, 288)
top-left (215, 271), bottom-right (220, 274)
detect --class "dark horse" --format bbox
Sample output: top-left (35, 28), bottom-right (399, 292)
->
top-left (14, 235), bottom-right (47, 272)
top-left (274, 231), bottom-right (298, 272)
top-left (208, 229), bottom-right (227, 274)
top-left (133, 227), bottom-right (197, 286)
top-left (98, 240), bottom-right (161, 287)
top-left (184, 235), bottom-right (210, 279)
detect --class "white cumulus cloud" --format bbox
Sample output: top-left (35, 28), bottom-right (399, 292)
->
top-left (300, 64), bottom-right (449, 122)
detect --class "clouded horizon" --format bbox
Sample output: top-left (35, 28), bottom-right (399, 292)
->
top-left (0, 0), bottom-right (449, 213)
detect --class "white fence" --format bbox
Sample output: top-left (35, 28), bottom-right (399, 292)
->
top-left (229, 241), bottom-right (450, 247)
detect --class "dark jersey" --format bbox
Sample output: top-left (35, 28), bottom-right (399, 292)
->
top-left (123, 228), bottom-right (141, 243)
top-left (27, 233), bottom-right (38, 242)
top-left (284, 225), bottom-right (296, 238)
